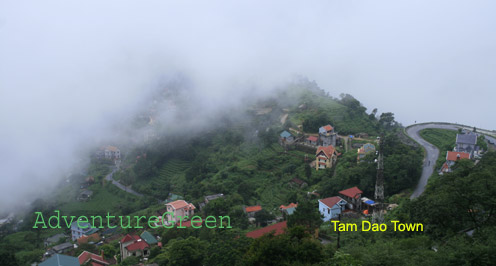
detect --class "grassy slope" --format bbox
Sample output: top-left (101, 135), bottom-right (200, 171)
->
top-left (419, 128), bottom-right (457, 170)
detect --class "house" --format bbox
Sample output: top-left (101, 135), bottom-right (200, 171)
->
top-left (140, 231), bottom-right (158, 245)
top-left (456, 133), bottom-right (477, 156)
top-left (205, 193), bottom-right (224, 204)
top-left (279, 203), bottom-right (298, 218)
top-left (245, 205), bottom-right (262, 218)
top-left (246, 221), bottom-right (287, 238)
top-left (279, 130), bottom-right (294, 144)
top-left (164, 200), bottom-right (196, 223)
top-left (96, 145), bottom-right (121, 160)
top-left (315, 145), bottom-right (338, 170)
top-left (77, 233), bottom-right (100, 245)
top-left (120, 234), bottom-right (150, 260)
top-left (305, 136), bottom-right (318, 145)
top-left (71, 219), bottom-right (99, 241)
top-left (39, 254), bottom-right (79, 266)
top-left (440, 151), bottom-right (471, 174)
top-left (339, 186), bottom-right (363, 210)
top-left (289, 177), bottom-right (307, 188)
top-left (318, 196), bottom-right (347, 221)
top-left (357, 143), bottom-right (376, 161)
top-left (199, 193), bottom-right (225, 210)
top-left (78, 250), bottom-right (110, 266)
top-left (77, 189), bottom-right (93, 201)
top-left (52, 242), bottom-right (74, 254)
top-left (45, 233), bottom-right (66, 247)
top-left (319, 124), bottom-right (337, 147)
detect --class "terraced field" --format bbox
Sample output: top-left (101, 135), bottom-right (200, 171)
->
top-left (155, 159), bottom-right (190, 191)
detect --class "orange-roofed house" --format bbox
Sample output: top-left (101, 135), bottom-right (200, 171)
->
top-left (319, 124), bottom-right (337, 147)
top-left (78, 250), bottom-right (110, 266)
top-left (279, 203), bottom-right (298, 217)
top-left (318, 196), bottom-right (347, 221)
top-left (77, 233), bottom-right (100, 245)
top-left (440, 151), bottom-right (471, 174)
top-left (315, 145), bottom-right (337, 170)
top-left (245, 205), bottom-right (262, 218)
top-left (246, 221), bottom-right (287, 238)
top-left (164, 200), bottom-right (196, 224)
top-left (119, 234), bottom-right (150, 260)
top-left (339, 186), bottom-right (363, 210)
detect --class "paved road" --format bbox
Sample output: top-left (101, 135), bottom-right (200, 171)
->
top-left (406, 123), bottom-right (460, 199)
top-left (105, 168), bottom-right (143, 197)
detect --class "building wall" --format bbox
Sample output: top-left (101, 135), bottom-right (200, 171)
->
top-left (319, 201), bottom-right (344, 221)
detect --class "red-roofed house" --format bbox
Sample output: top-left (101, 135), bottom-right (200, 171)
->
top-left (245, 206), bottom-right (262, 218)
top-left (318, 196), bottom-right (347, 221)
top-left (78, 251), bottom-right (110, 266)
top-left (165, 200), bottom-right (196, 224)
top-left (440, 151), bottom-right (471, 174)
top-left (306, 136), bottom-right (318, 145)
top-left (339, 186), bottom-right (363, 210)
top-left (315, 145), bottom-right (337, 170)
top-left (246, 221), bottom-right (287, 238)
top-left (119, 234), bottom-right (150, 260)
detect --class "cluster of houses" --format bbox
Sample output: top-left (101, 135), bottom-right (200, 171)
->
top-left (243, 186), bottom-right (387, 239)
top-left (317, 186), bottom-right (378, 220)
top-left (439, 131), bottom-right (481, 174)
top-left (280, 124), bottom-right (341, 171)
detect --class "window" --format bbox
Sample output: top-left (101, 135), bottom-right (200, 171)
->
top-left (327, 209), bottom-right (330, 214)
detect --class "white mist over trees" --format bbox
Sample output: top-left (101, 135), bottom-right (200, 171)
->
top-left (1, 0), bottom-right (496, 212)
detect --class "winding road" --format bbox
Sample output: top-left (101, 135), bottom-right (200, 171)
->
top-left (105, 167), bottom-right (143, 197)
top-left (406, 123), bottom-right (461, 199)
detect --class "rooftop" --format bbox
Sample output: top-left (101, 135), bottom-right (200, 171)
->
top-left (316, 145), bottom-right (336, 157)
top-left (246, 221), bottom-right (287, 239)
top-left (319, 196), bottom-right (346, 208)
top-left (245, 205), bottom-right (262, 213)
top-left (166, 200), bottom-right (196, 210)
top-left (446, 151), bottom-right (471, 161)
top-left (456, 133), bottom-right (477, 145)
top-left (280, 131), bottom-right (292, 138)
top-left (39, 254), bottom-right (79, 266)
top-left (140, 231), bottom-right (158, 245)
top-left (339, 186), bottom-right (363, 199)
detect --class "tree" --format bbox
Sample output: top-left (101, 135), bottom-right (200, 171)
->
top-left (165, 237), bottom-right (208, 266)
top-left (287, 198), bottom-right (323, 234)
top-left (305, 163), bottom-right (312, 179)
top-left (379, 112), bottom-right (396, 129)
top-left (120, 256), bottom-right (140, 266)
top-left (0, 251), bottom-right (19, 266)
top-left (255, 209), bottom-right (275, 227)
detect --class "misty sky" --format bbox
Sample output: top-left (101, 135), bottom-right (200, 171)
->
top-left (1, 0), bottom-right (496, 212)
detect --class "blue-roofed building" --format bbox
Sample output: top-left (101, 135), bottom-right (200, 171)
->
top-left (361, 197), bottom-right (377, 214)
top-left (140, 231), bottom-right (158, 245)
top-left (279, 130), bottom-right (294, 144)
top-left (39, 254), bottom-right (79, 266)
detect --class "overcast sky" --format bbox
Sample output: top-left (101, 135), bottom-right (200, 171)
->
top-left (1, 0), bottom-right (495, 212)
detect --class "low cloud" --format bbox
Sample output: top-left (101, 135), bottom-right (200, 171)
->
top-left (1, 0), bottom-right (495, 212)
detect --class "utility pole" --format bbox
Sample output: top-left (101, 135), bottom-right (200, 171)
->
top-left (373, 133), bottom-right (385, 223)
